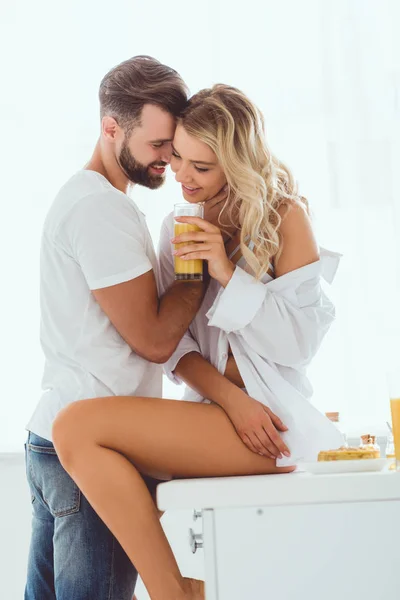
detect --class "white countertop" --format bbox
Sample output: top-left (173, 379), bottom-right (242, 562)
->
top-left (157, 469), bottom-right (400, 511)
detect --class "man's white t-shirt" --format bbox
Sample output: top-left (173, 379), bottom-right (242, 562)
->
top-left (26, 170), bottom-right (162, 441)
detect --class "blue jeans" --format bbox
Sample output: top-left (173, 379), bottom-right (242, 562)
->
top-left (24, 432), bottom-right (138, 599)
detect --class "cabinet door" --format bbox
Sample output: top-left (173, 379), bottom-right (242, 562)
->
top-left (211, 501), bottom-right (400, 600)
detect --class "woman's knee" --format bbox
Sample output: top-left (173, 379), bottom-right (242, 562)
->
top-left (52, 400), bottom-right (89, 470)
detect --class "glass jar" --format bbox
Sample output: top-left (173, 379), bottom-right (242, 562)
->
top-left (386, 434), bottom-right (396, 471)
top-left (360, 434), bottom-right (381, 456)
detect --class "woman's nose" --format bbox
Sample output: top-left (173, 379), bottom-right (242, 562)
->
top-left (174, 165), bottom-right (193, 184)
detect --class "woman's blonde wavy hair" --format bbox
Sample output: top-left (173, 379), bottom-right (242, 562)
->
top-left (179, 84), bottom-right (308, 279)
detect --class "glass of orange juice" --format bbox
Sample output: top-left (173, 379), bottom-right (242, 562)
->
top-left (388, 370), bottom-right (400, 471)
top-left (174, 202), bottom-right (204, 281)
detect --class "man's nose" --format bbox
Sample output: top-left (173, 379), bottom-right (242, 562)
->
top-left (160, 144), bottom-right (172, 164)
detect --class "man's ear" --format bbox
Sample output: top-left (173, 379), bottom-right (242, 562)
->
top-left (101, 116), bottom-right (121, 142)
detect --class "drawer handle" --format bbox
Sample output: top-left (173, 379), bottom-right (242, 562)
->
top-left (189, 528), bottom-right (203, 554)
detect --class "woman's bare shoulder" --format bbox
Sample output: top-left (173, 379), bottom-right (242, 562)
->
top-left (274, 197), bottom-right (319, 277)
top-left (277, 196), bottom-right (309, 221)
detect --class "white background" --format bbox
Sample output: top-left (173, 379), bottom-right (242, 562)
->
top-left (1, 0), bottom-right (400, 451)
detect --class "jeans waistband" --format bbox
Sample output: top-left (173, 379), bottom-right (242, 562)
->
top-left (28, 432), bottom-right (54, 448)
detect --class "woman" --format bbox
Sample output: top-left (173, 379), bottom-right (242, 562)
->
top-left (53, 85), bottom-right (343, 600)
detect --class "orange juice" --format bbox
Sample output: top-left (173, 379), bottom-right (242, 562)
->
top-left (174, 223), bottom-right (203, 281)
top-left (390, 397), bottom-right (400, 469)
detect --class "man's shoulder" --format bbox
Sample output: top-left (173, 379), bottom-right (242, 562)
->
top-left (45, 170), bottom-right (143, 235)
top-left (57, 170), bottom-right (136, 212)
top-left (66, 168), bottom-right (111, 194)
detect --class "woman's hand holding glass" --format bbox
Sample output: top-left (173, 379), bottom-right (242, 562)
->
top-left (172, 217), bottom-right (235, 287)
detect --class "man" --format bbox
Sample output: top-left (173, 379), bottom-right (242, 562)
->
top-left (24, 55), bottom-right (206, 600)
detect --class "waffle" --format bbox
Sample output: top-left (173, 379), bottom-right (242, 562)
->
top-left (318, 445), bottom-right (380, 462)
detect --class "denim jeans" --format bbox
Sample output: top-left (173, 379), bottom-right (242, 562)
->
top-left (24, 432), bottom-right (138, 599)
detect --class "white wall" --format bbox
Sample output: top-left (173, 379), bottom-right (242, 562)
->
top-left (0, 456), bottom-right (32, 599)
top-left (2, 0), bottom-right (400, 446)
top-left (2, 2), bottom-right (400, 599)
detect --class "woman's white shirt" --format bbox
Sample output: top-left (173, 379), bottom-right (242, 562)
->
top-left (157, 213), bottom-right (344, 466)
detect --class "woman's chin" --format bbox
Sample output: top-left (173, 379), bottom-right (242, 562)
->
top-left (181, 193), bottom-right (206, 204)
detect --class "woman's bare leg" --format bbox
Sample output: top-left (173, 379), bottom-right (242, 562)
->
top-left (53, 397), bottom-right (294, 600)
top-left (132, 478), bottom-right (164, 600)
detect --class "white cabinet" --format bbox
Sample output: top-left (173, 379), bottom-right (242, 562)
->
top-left (204, 501), bottom-right (400, 600)
top-left (158, 471), bottom-right (400, 600)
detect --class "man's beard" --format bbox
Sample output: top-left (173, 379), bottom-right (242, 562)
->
top-left (118, 142), bottom-right (167, 190)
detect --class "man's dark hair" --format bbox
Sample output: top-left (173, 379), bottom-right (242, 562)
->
top-left (99, 55), bottom-right (189, 135)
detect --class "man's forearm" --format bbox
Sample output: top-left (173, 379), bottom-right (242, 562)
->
top-left (174, 351), bottom-right (240, 412)
top-left (154, 281), bottom-right (206, 360)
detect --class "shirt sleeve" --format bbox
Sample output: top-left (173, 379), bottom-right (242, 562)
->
top-left (157, 213), bottom-right (201, 384)
top-left (157, 213), bottom-right (176, 295)
top-left (59, 191), bottom-right (153, 290)
top-left (206, 248), bottom-right (341, 368)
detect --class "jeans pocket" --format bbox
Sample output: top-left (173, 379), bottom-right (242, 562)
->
top-left (24, 443), bottom-right (35, 504)
top-left (27, 441), bottom-right (81, 517)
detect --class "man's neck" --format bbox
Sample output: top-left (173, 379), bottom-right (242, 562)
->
top-left (85, 139), bottom-right (132, 194)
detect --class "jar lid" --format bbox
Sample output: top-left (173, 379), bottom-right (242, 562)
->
top-left (325, 412), bottom-right (339, 422)
top-left (360, 434), bottom-right (376, 444)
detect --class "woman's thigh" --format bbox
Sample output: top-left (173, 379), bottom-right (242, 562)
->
top-left (56, 396), bottom-right (295, 479)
